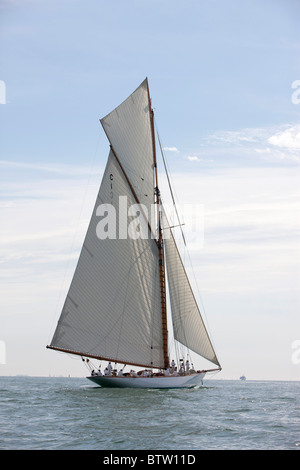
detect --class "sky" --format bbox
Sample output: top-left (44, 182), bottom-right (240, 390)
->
top-left (0, 0), bottom-right (300, 380)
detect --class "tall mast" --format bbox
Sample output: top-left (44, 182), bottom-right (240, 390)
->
top-left (147, 80), bottom-right (169, 370)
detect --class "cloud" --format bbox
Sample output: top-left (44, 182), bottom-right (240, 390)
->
top-left (0, 159), bottom-right (103, 177)
top-left (206, 127), bottom-right (264, 145)
top-left (268, 125), bottom-right (300, 150)
top-left (163, 167), bottom-right (300, 302)
top-left (186, 155), bottom-right (214, 163)
top-left (160, 124), bottom-right (300, 167)
top-left (163, 147), bottom-right (179, 152)
top-left (1, 158), bottom-right (299, 380)
top-left (204, 123), bottom-right (300, 164)
top-left (0, 161), bottom-right (101, 277)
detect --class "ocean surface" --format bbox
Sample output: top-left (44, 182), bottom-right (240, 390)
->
top-left (0, 376), bottom-right (299, 451)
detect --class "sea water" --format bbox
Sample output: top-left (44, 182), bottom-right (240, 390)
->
top-left (0, 376), bottom-right (299, 450)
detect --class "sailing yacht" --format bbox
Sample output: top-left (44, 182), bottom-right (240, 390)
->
top-left (47, 78), bottom-right (221, 388)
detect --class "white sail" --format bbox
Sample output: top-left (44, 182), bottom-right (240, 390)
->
top-left (48, 78), bottom-right (221, 386)
top-left (100, 78), bottom-right (156, 234)
top-left (162, 210), bottom-right (220, 367)
top-left (50, 150), bottom-right (164, 369)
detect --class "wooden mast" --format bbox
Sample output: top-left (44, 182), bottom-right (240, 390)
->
top-left (100, 81), bottom-right (169, 369)
top-left (147, 79), bottom-right (169, 370)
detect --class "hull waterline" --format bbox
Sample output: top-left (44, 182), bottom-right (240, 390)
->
top-left (87, 372), bottom-right (206, 389)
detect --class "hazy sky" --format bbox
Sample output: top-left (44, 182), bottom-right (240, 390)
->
top-left (1, 0), bottom-right (300, 380)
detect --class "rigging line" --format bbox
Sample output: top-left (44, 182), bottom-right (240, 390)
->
top-left (155, 127), bottom-right (220, 367)
top-left (155, 118), bottom-right (220, 360)
top-left (169, 210), bottom-right (218, 363)
top-left (154, 120), bottom-right (186, 247)
top-left (184, 244), bottom-right (220, 360)
top-left (154, 117), bottom-right (220, 367)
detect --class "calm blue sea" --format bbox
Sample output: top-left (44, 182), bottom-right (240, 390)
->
top-left (0, 376), bottom-right (299, 451)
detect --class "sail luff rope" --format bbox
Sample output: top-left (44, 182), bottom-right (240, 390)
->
top-left (146, 80), bottom-right (169, 370)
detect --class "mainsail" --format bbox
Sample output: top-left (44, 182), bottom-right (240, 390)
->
top-left (49, 150), bottom-right (164, 369)
top-left (48, 78), bottom-right (220, 372)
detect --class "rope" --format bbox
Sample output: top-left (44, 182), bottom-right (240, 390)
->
top-left (154, 120), bottom-right (186, 246)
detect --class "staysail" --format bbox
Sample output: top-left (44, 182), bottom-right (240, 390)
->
top-left (162, 209), bottom-right (220, 367)
top-left (49, 150), bottom-right (164, 369)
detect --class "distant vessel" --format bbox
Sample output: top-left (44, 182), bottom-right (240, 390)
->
top-left (240, 375), bottom-right (246, 381)
top-left (47, 78), bottom-right (221, 389)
